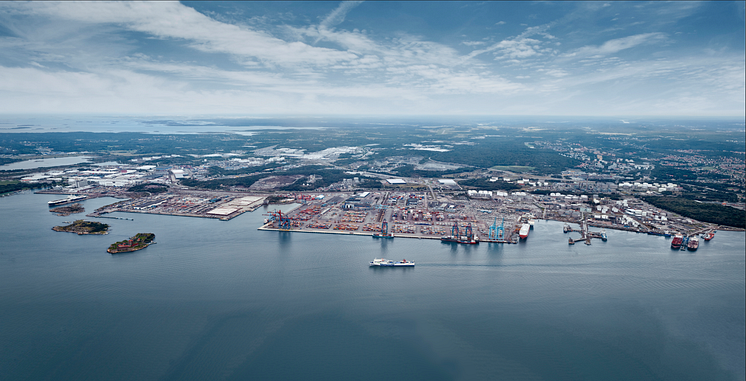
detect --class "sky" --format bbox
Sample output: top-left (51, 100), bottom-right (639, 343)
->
top-left (0, 1), bottom-right (744, 117)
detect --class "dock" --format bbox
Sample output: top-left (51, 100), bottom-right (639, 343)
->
top-left (564, 221), bottom-right (607, 245)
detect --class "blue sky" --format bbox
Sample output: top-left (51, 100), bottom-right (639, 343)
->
top-left (0, 1), bottom-right (743, 116)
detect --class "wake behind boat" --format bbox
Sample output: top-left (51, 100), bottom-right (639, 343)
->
top-left (369, 258), bottom-right (415, 267)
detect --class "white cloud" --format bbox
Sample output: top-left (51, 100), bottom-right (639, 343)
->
top-left (5, 2), bottom-right (358, 68)
top-left (0, 2), bottom-right (742, 117)
top-left (564, 33), bottom-right (667, 58)
top-left (319, 1), bottom-right (364, 31)
top-left (463, 24), bottom-right (556, 62)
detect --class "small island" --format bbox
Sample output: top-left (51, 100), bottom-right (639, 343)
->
top-left (52, 219), bottom-right (109, 235)
top-left (108, 233), bottom-right (155, 254)
top-left (49, 203), bottom-right (84, 216)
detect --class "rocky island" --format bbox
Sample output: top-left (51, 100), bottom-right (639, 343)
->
top-left (49, 203), bottom-right (84, 216)
top-left (107, 233), bottom-right (155, 254)
top-left (52, 220), bottom-right (109, 235)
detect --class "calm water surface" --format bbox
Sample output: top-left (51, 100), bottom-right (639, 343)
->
top-left (0, 156), bottom-right (92, 170)
top-left (0, 192), bottom-right (743, 380)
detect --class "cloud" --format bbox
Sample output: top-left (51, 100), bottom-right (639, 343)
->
top-left (319, 1), bottom-right (364, 31)
top-left (314, 1), bottom-right (364, 44)
top-left (3, 2), bottom-right (358, 68)
top-left (0, 1), bottom-right (742, 117)
top-left (562, 33), bottom-right (667, 60)
top-left (463, 24), bottom-right (557, 62)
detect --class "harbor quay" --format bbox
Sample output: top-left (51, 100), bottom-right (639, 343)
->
top-left (73, 189), bottom-right (269, 221)
top-left (255, 189), bottom-right (728, 243)
top-left (39, 186), bottom-right (730, 241)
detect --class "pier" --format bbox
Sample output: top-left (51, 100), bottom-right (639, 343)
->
top-left (564, 220), bottom-right (607, 245)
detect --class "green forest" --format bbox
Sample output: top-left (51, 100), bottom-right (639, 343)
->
top-left (641, 196), bottom-right (745, 228)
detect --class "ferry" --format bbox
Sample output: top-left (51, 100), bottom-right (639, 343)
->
top-left (369, 258), bottom-right (415, 267)
top-left (519, 224), bottom-right (530, 239)
top-left (48, 195), bottom-right (87, 207)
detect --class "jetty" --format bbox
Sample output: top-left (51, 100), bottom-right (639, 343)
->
top-left (564, 220), bottom-right (607, 245)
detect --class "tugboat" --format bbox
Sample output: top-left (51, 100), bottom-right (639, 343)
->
top-left (687, 236), bottom-right (699, 251)
top-left (703, 231), bottom-right (715, 241)
top-left (671, 234), bottom-right (684, 249)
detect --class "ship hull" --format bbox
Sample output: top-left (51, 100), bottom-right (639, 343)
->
top-left (671, 235), bottom-right (684, 249)
top-left (48, 195), bottom-right (86, 206)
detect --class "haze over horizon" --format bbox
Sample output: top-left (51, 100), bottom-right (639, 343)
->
top-left (0, 1), bottom-right (744, 117)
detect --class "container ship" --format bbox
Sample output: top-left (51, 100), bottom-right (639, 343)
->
top-left (687, 236), bottom-right (699, 251)
top-left (671, 234), bottom-right (684, 249)
top-left (519, 224), bottom-right (530, 239)
top-left (48, 195), bottom-right (87, 207)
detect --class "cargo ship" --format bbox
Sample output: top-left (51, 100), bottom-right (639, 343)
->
top-left (519, 224), bottom-right (530, 239)
top-left (369, 258), bottom-right (415, 267)
top-left (671, 234), bottom-right (684, 249)
top-left (48, 195), bottom-right (87, 207)
top-left (687, 236), bottom-right (699, 251)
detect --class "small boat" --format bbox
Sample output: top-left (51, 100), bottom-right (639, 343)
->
top-left (369, 258), bottom-right (414, 267)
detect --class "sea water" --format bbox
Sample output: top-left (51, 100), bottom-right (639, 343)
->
top-left (0, 192), bottom-right (743, 380)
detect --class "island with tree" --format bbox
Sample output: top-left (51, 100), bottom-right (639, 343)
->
top-left (49, 203), bottom-right (84, 216)
top-left (52, 220), bottom-right (109, 235)
top-left (107, 233), bottom-right (156, 254)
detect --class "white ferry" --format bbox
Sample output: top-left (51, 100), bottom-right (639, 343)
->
top-left (369, 258), bottom-right (415, 267)
top-left (48, 195), bottom-right (87, 207)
